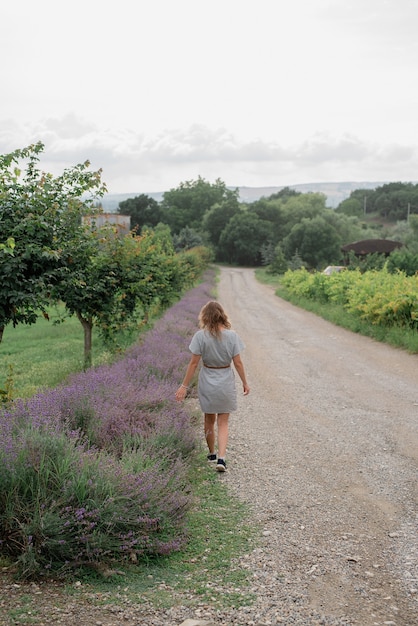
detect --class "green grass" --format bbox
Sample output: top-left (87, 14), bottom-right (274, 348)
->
top-left (255, 268), bottom-right (418, 353)
top-left (7, 595), bottom-right (40, 625)
top-left (0, 305), bottom-right (144, 399)
top-left (74, 454), bottom-right (257, 610)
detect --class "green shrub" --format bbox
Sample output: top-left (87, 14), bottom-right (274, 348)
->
top-left (282, 267), bottom-right (418, 330)
top-left (0, 428), bottom-right (189, 579)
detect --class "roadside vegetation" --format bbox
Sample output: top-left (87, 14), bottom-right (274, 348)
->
top-left (256, 267), bottom-right (418, 354)
top-left (0, 145), bottom-right (256, 620)
top-left (0, 270), bottom-right (256, 611)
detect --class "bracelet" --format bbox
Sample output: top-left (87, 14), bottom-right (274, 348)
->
top-left (180, 383), bottom-right (189, 389)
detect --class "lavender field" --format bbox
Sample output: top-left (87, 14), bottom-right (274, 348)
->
top-left (0, 270), bottom-right (216, 579)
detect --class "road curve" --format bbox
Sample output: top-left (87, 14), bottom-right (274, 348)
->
top-left (218, 266), bottom-right (418, 626)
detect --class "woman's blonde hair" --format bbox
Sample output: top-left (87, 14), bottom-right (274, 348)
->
top-left (198, 301), bottom-right (231, 337)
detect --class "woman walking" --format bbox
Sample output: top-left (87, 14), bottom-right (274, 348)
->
top-left (175, 301), bottom-right (250, 472)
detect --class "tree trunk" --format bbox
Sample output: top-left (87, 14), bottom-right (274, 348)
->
top-left (76, 312), bottom-right (93, 369)
top-left (0, 326), bottom-right (4, 343)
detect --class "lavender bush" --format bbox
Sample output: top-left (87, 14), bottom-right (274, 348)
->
top-left (0, 269), bottom-right (216, 579)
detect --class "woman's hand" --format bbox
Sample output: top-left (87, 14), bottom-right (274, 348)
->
top-left (176, 355), bottom-right (200, 402)
top-left (232, 354), bottom-right (250, 396)
top-left (175, 385), bottom-right (188, 402)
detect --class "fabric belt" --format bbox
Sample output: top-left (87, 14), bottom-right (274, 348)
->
top-left (203, 363), bottom-right (231, 369)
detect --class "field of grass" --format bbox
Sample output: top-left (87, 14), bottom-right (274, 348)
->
top-left (0, 305), bottom-right (145, 399)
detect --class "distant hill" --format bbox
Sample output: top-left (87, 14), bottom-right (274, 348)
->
top-left (99, 191), bottom-right (165, 212)
top-left (99, 181), bottom-right (385, 212)
top-left (236, 182), bottom-right (384, 207)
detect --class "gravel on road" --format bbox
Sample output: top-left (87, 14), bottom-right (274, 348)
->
top-left (215, 267), bottom-right (418, 626)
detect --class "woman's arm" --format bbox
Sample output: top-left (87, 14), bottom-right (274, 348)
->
top-left (175, 353), bottom-right (201, 401)
top-left (232, 354), bottom-right (250, 395)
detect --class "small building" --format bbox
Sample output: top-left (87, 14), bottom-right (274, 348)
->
top-left (341, 239), bottom-right (403, 258)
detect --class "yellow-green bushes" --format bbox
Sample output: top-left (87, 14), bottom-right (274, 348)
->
top-left (281, 268), bottom-right (418, 329)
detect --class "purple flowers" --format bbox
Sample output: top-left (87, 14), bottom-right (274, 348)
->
top-left (0, 269), bottom-right (216, 578)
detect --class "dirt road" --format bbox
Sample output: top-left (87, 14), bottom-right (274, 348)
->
top-left (218, 267), bottom-right (418, 625)
top-left (0, 267), bottom-right (416, 626)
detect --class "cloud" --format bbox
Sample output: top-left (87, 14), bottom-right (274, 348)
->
top-left (0, 116), bottom-right (417, 192)
top-left (139, 125), bottom-right (289, 163)
top-left (295, 134), bottom-right (372, 164)
top-left (317, 0), bottom-right (418, 50)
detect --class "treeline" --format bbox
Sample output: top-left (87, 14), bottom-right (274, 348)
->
top-left (117, 178), bottom-right (418, 273)
top-left (335, 181), bottom-right (418, 221)
top-left (0, 144), bottom-right (211, 367)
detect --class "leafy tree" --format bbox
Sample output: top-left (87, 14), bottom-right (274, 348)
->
top-left (282, 215), bottom-right (342, 269)
top-left (117, 194), bottom-right (162, 232)
top-left (0, 143), bottom-right (105, 343)
top-left (345, 250), bottom-right (387, 272)
top-left (145, 222), bottom-right (175, 254)
top-left (0, 237), bottom-right (15, 255)
top-left (336, 189), bottom-right (375, 216)
top-left (113, 230), bottom-right (184, 323)
top-left (172, 226), bottom-right (203, 252)
top-left (338, 183), bottom-right (418, 222)
top-left (374, 183), bottom-right (418, 221)
top-left (386, 248), bottom-right (418, 276)
top-left (327, 211), bottom-right (377, 245)
top-left (335, 196), bottom-right (364, 218)
top-left (280, 193), bottom-right (328, 239)
top-left (51, 226), bottom-right (183, 367)
top-left (161, 177), bottom-right (238, 233)
top-left (218, 212), bottom-right (271, 265)
top-left (288, 250), bottom-right (306, 270)
top-left (409, 214), bottom-right (418, 239)
top-left (247, 199), bottom-right (286, 242)
top-left (260, 242), bottom-right (276, 266)
top-left (265, 186), bottom-right (302, 201)
top-left (202, 194), bottom-right (241, 249)
top-left (266, 244), bottom-right (288, 275)
top-left (249, 198), bottom-right (283, 222)
top-left (388, 214), bottom-right (418, 254)
top-left (51, 225), bottom-right (127, 366)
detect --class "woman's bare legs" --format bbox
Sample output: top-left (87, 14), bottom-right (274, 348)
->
top-left (204, 412), bottom-right (230, 458)
top-left (204, 413), bottom-right (216, 454)
top-left (216, 413), bottom-right (229, 458)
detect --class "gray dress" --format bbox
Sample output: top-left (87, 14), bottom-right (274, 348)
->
top-left (189, 329), bottom-right (245, 413)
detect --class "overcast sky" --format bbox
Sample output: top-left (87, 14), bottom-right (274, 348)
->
top-left (1, 0), bottom-right (418, 194)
